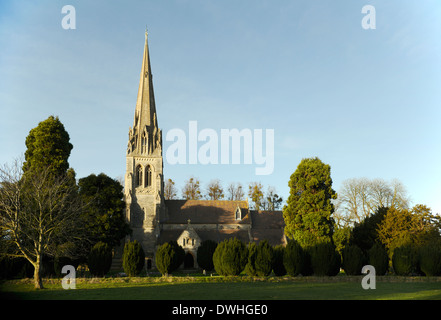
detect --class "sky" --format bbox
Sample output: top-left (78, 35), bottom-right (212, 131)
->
top-left (1, 0), bottom-right (440, 214)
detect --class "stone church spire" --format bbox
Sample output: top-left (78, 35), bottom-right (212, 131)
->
top-left (128, 30), bottom-right (162, 157)
top-left (124, 31), bottom-right (165, 260)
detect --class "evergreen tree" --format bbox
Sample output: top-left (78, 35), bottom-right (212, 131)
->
top-left (23, 115), bottom-right (73, 177)
top-left (283, 157), bottom-right (337, 248)
top-left (213, 238), bottom-right (248, 276)
top-left (254, 240), bottom-right (274, 276)
top-left (123, 240), bottom-right (145, 277)
top-left (309, 242), bottom-right (341, 276)
top-left (342, 244), bottom-right (364, 275)
top-left (245, 242), bottom-right (258, 276)
top-left (368, 243), bottom-right (389, 276)
top-left (0, 116), bottom-right (82, 289)
top-left (88, 241), bottom-right (112, 277)
top-left (155, 241), bottom-right (184, 276)
top-left (283, 240), bottom-right (306, 276)
top-left (156, 242), bottom-right (174, 276)
top-left (196, 240), bottom-right (218, 271)
top-left (78, 173), bottom-right (131, 248)
top-left (272, 245), bottom-right (287, 276)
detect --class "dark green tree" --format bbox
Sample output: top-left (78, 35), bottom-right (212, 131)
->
top-left (88, 241), bottom-right (112, 277)
top-left (342, 244), bottom-right (364, 275)
top-left (419, 243), bottom-right (441, 276)
top-left (155, 241), bottom-right (185, 276)
top-left (213, 238), bottom-right (248, 276)
top-left (155, 242), bottom-right (174, 276)
top-left (196, 240), bottom-right (218, 271)
top-left (350, 206), bottom-right (388, 253)
top-left (23, 115), bottom-right (73, 177)
top-left (245, 242), bottom-right (258, 276)
top-left (392, 245), bottom-right (419, 276)
top-left (283, 157), bottom-right (337, 248)
top-left (283, 240), bottom-right (306, 276)
top-left (168, 240), bottom-right (185, 271)
top-left (368, 243), bottom-right (389, 276)
top-left (78, 173), bottom-right (131, 248)
top-left (272, 245), bottom-right (287, 276)
top-left (0, 116), bottom-right (82, 289)
top-left (309, 242), bottom-right (341, 276)
top-left (123, 240), bottom-right (145, 277)
top-left (254, 240), bottom-right (274, 276)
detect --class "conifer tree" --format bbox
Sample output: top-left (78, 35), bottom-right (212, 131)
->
top-left (283, 157), bottom-right (337, 248)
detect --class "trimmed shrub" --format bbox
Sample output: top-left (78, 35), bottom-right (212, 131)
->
top-left (342, 245), bottom-right (364, 275)
top-left (168, 241), bottom-right (185, 271)
top-left (368, 243), bottom-right (389, 276)
top-left (310, 242), bottom-right (341, 276)
top-left (245, 242), bottom-right (258, 276)
top-left (246, 241), bottom-right (275, 276)
top-left (88, 241), bottom-right (112, 277)
top-left (419, 244), bottom-right (441, 276)
top-left (123, 240), bottom-right (145, 277)
top-left (156, 243), bottom-right (173, 276)
top-left (392, 245), bottom-right (419, 276)
top-left (196, 240), bottom-right (218, 271)
top-left (272, 245), bottom-right (286, 276)
top-left (255, 240), bottom-right (274, 276)
top-left (213, 238), bottom-right (248, 276)
top-left (283, 240), bottom-right (305, 276)
top-left (155, 241), bottom-right (185, 276)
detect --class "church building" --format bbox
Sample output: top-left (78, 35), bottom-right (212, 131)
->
top-left (121, 32), bottom-right (286, 270)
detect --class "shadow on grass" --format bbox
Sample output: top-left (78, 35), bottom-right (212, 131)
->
top-left (2, 281), bottom-right (441, 300)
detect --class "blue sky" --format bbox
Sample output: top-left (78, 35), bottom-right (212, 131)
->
top-left (1, 0), bottom-right (440, 214)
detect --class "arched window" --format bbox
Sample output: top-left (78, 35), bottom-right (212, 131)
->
top-left (135, 165), bottom-right (143, 187)
top-left (145, 165), bottom-right (152, 187)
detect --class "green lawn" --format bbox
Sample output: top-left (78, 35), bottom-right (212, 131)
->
top-left (1, 276), bottom-right (441, 300)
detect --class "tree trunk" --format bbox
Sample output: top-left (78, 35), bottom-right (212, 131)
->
top-left (33, 255), bottom-right (44, 289)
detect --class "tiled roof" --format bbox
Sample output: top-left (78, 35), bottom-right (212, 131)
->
top-left (250, 210), bottom-right (284, 229)
top-left (158, 202), bottom-right (286, 247)
top-left (164, 200), bottom-right (250, 224)
top-left (250, 210), bottom-right (286, 246)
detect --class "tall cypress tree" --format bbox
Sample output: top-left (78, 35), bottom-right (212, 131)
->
top-left (23, 115), bottom-right (73, 177)
top-left (282, 157), bottom-right (337, 248)
top-left (0, 116), bottom-right (81, 289)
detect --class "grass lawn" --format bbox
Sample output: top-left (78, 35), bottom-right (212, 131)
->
top-left (1, 275), bottom-right (441, 300)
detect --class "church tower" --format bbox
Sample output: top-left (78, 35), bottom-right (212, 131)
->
top-left (125, 31), bottom-right (164, 258)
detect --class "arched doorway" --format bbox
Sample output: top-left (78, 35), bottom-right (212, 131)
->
top-left (184, 252), bottom-right (194, 269)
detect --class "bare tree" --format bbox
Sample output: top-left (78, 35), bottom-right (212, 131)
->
top-left (265, 186), bottom-right (283, 211)
top-left (227, 182), bottom-right (245, 201)
top-left (182, 177), bottom-right (202, 200)
top-left (248, 182), bottom-right (264, 211)
top-left (164, 178), bottom-right (178, 200)
top-left (206, 179), bottom-right (224, 200)
top-left (227, 182), bottom-right (236, 201)
top-left (235, 183), bottom-right (245, 201)
top-left (0, 160), bottom-right (84, 289)
top-left (336, 177), bottom-right (410, 225)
